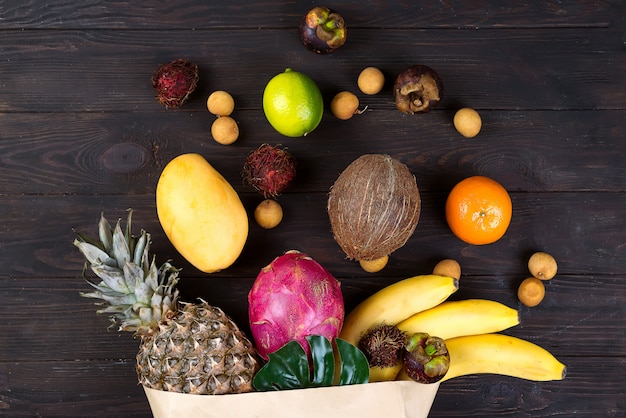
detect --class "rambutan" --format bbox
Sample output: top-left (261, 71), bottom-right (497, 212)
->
top-left (358, 324), bottom-right (407, 368)
top-left (151, 58), bottom-right (199, 108)
top-left (242, 144), bottom-right (296, 198)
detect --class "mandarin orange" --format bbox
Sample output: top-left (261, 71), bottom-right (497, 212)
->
top-left (445, 176), bottom-right (512, 245)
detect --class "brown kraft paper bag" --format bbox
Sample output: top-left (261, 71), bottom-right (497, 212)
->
top-left (144, 380), bottom-right (439, 418)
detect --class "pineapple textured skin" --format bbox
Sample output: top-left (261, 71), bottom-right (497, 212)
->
top-left (136, 301), bottom-right (260, 394)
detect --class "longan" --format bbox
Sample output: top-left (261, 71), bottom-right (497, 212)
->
top-left (207, 90), bottom-right (235, 116)
top-left (358, 67), bottom-right (385, 95)
top-left (211, 116), bottom-right (239, 145)
top-left (331, 91), bottom-right (360, 120)
top-left (433, 259), bottom-right (461, 280)
top-left (518, 277), bottom-right (545, 307)
top-left (453, 108), bottom-right (482, 138)
top-left (528, 251), bottom-right (558, 280)
top-left (359, 255), bottom-right (389, 273)
top-left (254, 199), bottom-right (283, 229)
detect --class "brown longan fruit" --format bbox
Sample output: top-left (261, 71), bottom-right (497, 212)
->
top-left (211, 116), bottom-right (239, 145)
top-left (518, 277), bottom-right (546, 307)
top-left (433, 259), bottom-right (461, 280)
top-left (453, 108), bottom-right (482, 138)
top-left (359, 255), bottom-right (389, 273)
top-left (207, 90), bottom-right (235, 116)
top-left (358, 67), bottom-right (385, 95)
top-left (331, 91), bottom-right (360, 120)
top-left (254, 199), bottom-right (283, 229)
top-left (528, 251), bottom-right (558, 280)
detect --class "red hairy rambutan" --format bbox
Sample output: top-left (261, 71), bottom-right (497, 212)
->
top-left (242, 144), bottom-right (296, 198)
top-left (151, 58), bottom-right (199, 108)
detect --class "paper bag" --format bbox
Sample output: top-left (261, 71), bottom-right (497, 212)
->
top-left (144, 381), bottom-right (439, 418)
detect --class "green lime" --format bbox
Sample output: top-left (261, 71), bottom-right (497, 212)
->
top-left (263, 68), bottom-right (324, 137)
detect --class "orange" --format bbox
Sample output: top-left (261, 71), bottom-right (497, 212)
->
top-left (445, 176), bottom-right (512, 245)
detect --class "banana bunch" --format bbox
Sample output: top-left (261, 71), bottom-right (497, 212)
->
top-left (339, 274), bottom-right (459, 382)
top-left (339, 274), bottom-right (459, 346)
top-left (340, 274), bottom-right (566, 383)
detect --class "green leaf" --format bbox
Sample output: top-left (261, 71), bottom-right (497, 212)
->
top-left (253, 335), bottom-right (369, 392)
top-left (337, 338), bottom-right (370, 385)
top-left (253, 340), bottom-right (309, 390)
top-left (309, 335), bottom-right (335, 386)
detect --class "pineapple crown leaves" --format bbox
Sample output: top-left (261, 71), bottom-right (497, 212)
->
top-left (73, 209), bottom-right (180, 336)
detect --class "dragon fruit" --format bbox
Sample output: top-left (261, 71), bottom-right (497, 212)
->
top-left (248, 250), bottom-right (344, 360)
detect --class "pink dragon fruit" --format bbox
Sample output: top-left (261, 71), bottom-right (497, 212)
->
top-left (248, 250), bottom-right (344, 359)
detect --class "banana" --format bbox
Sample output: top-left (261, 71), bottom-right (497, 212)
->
top-left (440, 333), bottom-right (567, 382)
top-left (396, 299), bottom-right (519, 340)
top-left (369, 364), bottom-right (403, 382)
top-left (339, 274), bottom-right (459, 346)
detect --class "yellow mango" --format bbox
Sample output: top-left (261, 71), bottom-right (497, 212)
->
top-left (156, 153), bottom-right (248, 273)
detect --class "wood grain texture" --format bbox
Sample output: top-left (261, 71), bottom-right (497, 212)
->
top-left (0, 1), bottom-right (615, 29)
top-left (0, 28), bottom-right (624, 112)
top-left (0, 110), bottom-right (624, 194)
top-left (0, 0), bottom-right (624, 416)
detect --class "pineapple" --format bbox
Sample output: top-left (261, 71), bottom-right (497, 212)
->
top-left (74, 210), bottom-right (260, 395)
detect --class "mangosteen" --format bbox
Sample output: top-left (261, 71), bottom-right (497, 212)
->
top-left (298, 6), bottom-right (347, 54)
top-left (402, 332), bottom-right (449, 383)
top-left (393, 65), bottom-right (443, 114)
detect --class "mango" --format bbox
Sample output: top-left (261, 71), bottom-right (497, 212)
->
top-left (156, 153), bottom-right (248, 273)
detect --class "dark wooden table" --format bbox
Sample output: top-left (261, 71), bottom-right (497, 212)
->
top-left (1, 1), bottom-right (624, 416)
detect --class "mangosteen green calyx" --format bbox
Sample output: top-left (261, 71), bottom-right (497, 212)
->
top-left (151, 58), bottom-right (199, 109)
top-left (402, 332), bottom-right (450, 383)
top-left (393, 65), bottom-right (443, 114)
top-left (299, 6), bottom-right (347, 54)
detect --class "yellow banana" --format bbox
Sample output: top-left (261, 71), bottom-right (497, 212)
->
top-left (440, 333), bottom-right (567, 382)
top-left (339, 274), bottom-right (459, 346)
top-left (369, 364), bottom-right (403, 382)
top-left (396, 299), bottom-right (520, 340)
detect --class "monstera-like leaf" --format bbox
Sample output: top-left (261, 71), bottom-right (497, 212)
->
top-left (253, 335), bottom-right (369, 391)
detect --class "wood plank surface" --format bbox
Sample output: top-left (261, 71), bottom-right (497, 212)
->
top-left (1, 28), bottom-right (624, 112)
top-left (0, 0), bottom-right (624, 417)
top-left (0, 110), bottom-right (625, 194)
top-left (0, 1), bottom-right (616, 29)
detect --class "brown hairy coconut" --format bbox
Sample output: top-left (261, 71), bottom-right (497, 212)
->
top-left (327, 154), bottom-right (421, 261)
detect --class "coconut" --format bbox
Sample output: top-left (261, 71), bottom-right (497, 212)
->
top-left (327, 154), bottom-right (421, 261)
